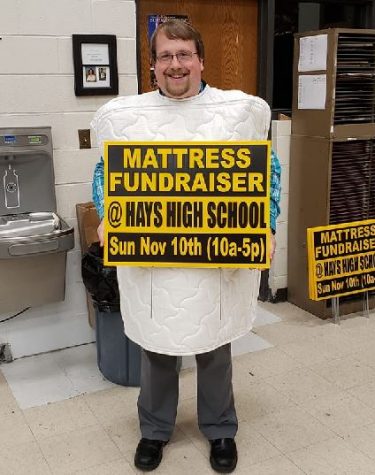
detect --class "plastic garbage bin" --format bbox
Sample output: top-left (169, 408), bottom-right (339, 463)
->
top-left (82, 242), bottom-right (141, 387)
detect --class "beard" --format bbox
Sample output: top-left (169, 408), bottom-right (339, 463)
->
top-left (163, 68), bottom-right (192, 98)
top-left (164, 80), bottom-right (190, 97)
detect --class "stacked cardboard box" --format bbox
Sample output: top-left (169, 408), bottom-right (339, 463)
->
top-left (76, 202), bottom-right (101, 328)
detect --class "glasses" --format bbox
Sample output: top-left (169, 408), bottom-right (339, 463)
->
top-left (156, 51), bottom-right (199, 64)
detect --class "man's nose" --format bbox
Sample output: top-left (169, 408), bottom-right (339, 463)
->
top-left (170, 54), bottom-right (181, 67)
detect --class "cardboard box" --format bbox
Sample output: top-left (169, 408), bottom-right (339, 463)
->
top-left (76, 202), bottom-right (101, 328)
top-left (288, 135), bottom-right (330, 317)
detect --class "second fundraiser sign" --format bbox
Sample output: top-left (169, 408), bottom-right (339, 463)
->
top-left (307, 220), bottom-right (375, 300)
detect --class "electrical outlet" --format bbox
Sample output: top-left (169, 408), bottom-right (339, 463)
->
top-left (78, 129), bottom-right (91, 149)
top-left (0, 343), bottom-right (12, 363)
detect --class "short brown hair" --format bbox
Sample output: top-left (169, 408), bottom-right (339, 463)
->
top-left (150, 19), bottom-right (205, 63)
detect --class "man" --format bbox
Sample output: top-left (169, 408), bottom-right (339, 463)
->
top-left (92, 19), bottom-right (281, 473)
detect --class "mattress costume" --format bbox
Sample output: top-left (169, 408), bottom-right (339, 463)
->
top-left (91, 85), bottom-right (271, 355)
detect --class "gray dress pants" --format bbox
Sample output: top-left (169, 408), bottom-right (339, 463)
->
top-left (137, 343), bottom-right (238, 441)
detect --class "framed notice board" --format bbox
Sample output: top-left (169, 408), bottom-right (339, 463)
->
top-left (72, 34), bottom-right (118, 96)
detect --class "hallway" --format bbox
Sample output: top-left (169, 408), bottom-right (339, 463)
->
top-left (2, 301), bottom-right (375, 474)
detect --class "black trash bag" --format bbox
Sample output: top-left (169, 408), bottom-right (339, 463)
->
top-left (81, 242), bottom-right (120, 312)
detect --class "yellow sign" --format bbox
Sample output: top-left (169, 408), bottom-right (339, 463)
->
top-left (307, 219), bottom-right (375, 300)
top-left (104, 141), bottom-right (271, 268)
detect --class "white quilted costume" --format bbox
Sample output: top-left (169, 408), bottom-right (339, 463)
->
top-left (91, 85), bottom-right (271, 356)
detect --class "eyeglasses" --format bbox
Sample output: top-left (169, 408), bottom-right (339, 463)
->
top-left (156, 51), bottom-right (199, 64)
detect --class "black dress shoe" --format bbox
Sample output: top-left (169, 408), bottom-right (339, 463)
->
top-left (134, 438), bottom-right (168, 471)
top-left (210, 438), bottom-right (238, 473)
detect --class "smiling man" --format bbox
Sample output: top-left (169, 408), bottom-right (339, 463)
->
top-left (152, 27), bottom-right (204, 98)
top-left (92, 19), bottom-right (281, 473)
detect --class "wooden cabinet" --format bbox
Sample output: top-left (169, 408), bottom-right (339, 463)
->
top-left (288, 29), bottom-right (375, 317)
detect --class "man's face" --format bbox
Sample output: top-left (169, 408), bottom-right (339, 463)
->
top-left (154, 32), bottom-right (204, 99)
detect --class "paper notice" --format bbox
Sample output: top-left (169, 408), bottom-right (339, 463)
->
top-left (298, 34), bottom-right (328, 72)
top-left (298, 74), bottom-right (326, 110)
top-left (81, 43), bottom-right (109, 65)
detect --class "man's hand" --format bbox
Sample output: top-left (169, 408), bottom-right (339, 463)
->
top-left (97, 219), bottom-right (104, 247)
top-left (270, 234), bottom-right (276, 261)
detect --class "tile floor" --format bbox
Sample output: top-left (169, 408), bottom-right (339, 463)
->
top-left (1, 304), bottom-right (280, 410)
top-left (2, 301), bottom-right (375, 474)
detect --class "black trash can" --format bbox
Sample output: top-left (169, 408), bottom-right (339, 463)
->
top-left (82, 242), bottom-right (141, 387)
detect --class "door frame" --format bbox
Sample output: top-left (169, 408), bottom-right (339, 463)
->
top-left (135, 0), bottom-right (268, 99)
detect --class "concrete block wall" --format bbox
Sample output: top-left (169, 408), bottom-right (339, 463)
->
top-left (270, 120), bottom-right (291, 296)
top-left (0, 0), bottom-right (137, 358)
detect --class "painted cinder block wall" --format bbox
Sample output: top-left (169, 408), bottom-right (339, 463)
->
top-left (0, 0), bottom-right (138, 358)
top-left (0, 0), bottom-right (289, 358)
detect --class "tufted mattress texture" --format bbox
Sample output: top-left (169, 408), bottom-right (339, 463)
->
top-left (91, 85), bottom-right (271, 355)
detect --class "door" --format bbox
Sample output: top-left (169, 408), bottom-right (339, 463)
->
top-left (137, 0), bottom-right (258, 94)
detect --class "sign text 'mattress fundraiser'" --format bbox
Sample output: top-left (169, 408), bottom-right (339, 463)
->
top-left (104, 142), bottom-right (271, 268)
top-left (307, 220), bottom-right (375, 300)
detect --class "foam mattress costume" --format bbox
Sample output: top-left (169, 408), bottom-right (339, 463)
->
top-left (91, 85), bottom-right (271, 356)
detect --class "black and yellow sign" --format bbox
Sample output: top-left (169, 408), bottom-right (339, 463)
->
top-left (307, 219), bottom-right (375, 300)
top-left (104, 141), bottom-right (271, 268)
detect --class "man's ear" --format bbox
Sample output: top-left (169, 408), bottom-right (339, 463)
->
top-left (200, 59), bottom-right (204, 72)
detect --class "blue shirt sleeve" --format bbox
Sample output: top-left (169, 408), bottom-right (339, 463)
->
top-left (270, 149), bottom-right (282, 233)
top-left (92, 156), bottom-right (104, 220)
